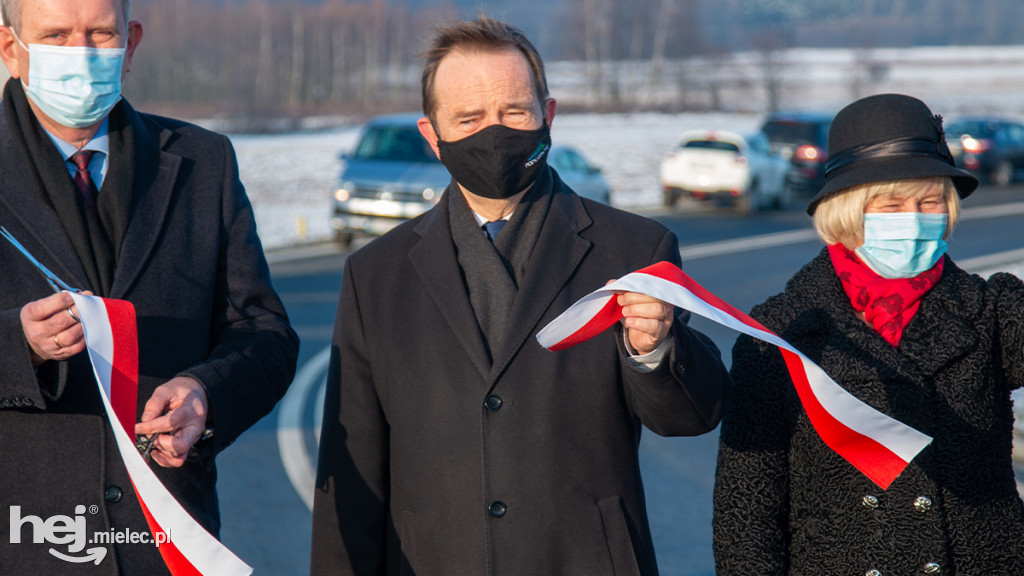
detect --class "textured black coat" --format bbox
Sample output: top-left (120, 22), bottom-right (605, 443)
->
top-left (311, 170), bottom-right (732, 576)
top-left (714, 249), bottom-right (1024, 575)
top-left (0, 100), bottom-right (299, 574)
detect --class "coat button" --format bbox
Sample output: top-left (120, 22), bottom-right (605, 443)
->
top-left (488, 501), bottom-right (507, 518)
top-left (105, 486), bottom-right (123, 503)
top-left (913, 496), bottom-right (932, 512)
top-left (866, 570), bottom-right (882, 576)
top-left (21, 397), bottom-right (33, 406)
top-left (923, 562), bottom-right (941, 573)
top-left (862, 495), bottom-right (879, 509)
top-left (484, 394), bottom-right (503, 411)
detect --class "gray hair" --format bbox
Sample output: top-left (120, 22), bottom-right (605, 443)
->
top-left (1, 0), bottom-right (132, 33)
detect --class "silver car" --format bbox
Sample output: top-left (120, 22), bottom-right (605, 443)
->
top-left (330, 113), bottom-right (612, 247)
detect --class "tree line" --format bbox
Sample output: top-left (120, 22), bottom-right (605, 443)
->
top-left (126, 0), bottom-right (452, 126)
top-left (120, 0), bottom-right (1024, 127)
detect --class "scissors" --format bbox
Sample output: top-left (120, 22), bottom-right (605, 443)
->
top-left (1, 226), bottom-right (82, 319)
top-left (135, 433), bottom-right (162, 463)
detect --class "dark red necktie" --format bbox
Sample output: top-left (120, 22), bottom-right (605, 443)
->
top-left (70, 150), bottom-right (98, 210)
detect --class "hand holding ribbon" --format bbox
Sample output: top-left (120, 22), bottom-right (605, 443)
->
top-left (537, 261), bottom-right (932, 489)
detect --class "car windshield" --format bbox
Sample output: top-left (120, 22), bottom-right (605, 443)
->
top-left (762, 121), bottom-right (827, 145)
top-left (353, 126), bottom-right (439, 163)
top-left (683, 140), bottom-right (739, 152)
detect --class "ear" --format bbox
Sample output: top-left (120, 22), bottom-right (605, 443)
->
top-left (543, 97), bottom-right (557, 128)
top-left (123, 20), bottom-right (143, 74)
top-left (417, 116), bottom-right (441, 159)
top-left (0, 26), bottom-right (23, 79)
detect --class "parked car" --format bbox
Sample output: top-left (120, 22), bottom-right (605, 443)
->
top-left (945, 116), bottom-right (1024, 186)
top-left (330, 113), bottom-right (613, 247)
top-left (761, 111), bottom-right (833, 198)
top-left (659, 129), bottom-right (790, 212)
top-left (548, 145), bottom-right (612, 204)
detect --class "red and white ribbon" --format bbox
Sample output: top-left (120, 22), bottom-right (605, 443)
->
top-left (536, 262), bottom-right (932, 489)
top-left (70, 293), bottom-right (252, 575)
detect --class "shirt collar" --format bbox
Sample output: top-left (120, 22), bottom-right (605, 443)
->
top-left (472, 210), bottom-right (513, 227)
top-left (42, 117), bottom-right (111, 162)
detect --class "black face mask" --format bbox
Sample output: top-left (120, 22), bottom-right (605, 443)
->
top-left (437, 123), bottom-right (551, 200)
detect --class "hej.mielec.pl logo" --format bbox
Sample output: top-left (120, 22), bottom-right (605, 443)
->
top-left (10, 504), bottom-right (171, 564)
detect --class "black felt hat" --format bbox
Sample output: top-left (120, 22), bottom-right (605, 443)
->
top-left (806, 93), bottom-right (978, 215)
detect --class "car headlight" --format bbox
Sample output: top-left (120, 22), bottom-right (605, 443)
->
top-left (423, 188), bottom-right (437, 201)
top-left (334, 186), bottom-right (352, 202)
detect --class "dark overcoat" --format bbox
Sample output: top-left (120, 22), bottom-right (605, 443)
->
top-left (311, 170), bottom-right (732, 576)
top-left (0, 99), bottom-right (299, 574)
top-left (714, 249), bottom-right (1024, 575)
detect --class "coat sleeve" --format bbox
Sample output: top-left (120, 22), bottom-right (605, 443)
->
top-left (311, 257), bottom-right (391, 576)
top-left (991, 271), bottom-right (1024, 389)
top-left (712, 332), bottom-right (791, 575)
top-left (619, 229), bottom-right (732, 436)
top-left (175, 135), bottom-right (299, 454)
top-left (0, 307), bottom-right (62, 408)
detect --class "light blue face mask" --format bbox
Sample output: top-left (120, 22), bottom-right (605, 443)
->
top-left (855, 212), bottom-right (949, 279)
top-left (13, 31), bottom-right (125, 128)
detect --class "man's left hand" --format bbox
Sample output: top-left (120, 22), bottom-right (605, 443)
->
top-left (617, 290), bottom-right (674, 355)
top-left (134, 377), bottom-right (209, 468)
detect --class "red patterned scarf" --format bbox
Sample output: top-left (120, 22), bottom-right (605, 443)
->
top-left (827, 244), bottom-right (944, 347)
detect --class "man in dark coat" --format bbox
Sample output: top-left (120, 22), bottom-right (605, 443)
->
top-left (0, 1), bottom-right (299, 573)
top-left (311, 16), bottom-right (731, 576)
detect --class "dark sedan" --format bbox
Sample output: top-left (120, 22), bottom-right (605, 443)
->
top-left (946, 117), bottom-right (1024, 186)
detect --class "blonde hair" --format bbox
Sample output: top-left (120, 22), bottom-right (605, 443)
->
top-left (813, 177), bottom-right (960, 250)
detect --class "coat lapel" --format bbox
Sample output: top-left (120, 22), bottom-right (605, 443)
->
top-left (488, 184), bottom-right (592, 382)
top-left (410, 193), bottom-right (493, 381)
top-left (0, 119), bottom-right (90, 291)
top-left (109, 112), bottom-right (181, 299)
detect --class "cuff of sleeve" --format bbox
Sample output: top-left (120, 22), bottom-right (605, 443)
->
top-left (623, 331), bottom-right (671, 373)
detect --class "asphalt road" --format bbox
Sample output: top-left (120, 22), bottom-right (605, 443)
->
top-left (215, 185), bottom-right (1024, 575)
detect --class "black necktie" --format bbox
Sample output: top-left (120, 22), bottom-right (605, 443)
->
top-left (482, 220), bottom-right (506, 242)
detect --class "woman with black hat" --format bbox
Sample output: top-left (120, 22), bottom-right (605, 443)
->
top-left (713, 93), bottom-right (1024, 575)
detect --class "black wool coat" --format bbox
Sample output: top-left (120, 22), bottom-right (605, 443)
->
top-left (0, 100), bottom-right (299, 574)
top-left (311, 169), bottom-right (732, 576)
top-left (714, 249), bottom-right (1024, 575)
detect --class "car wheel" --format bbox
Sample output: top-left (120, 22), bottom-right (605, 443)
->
top-left (663, 188), bottom-right (677, 207)
top-left (737, 182), bottom-right (757, 214)
top-left (334, 231), bottom-right (354, 250)
top-left (992, 161), bottom-right (1014, 187)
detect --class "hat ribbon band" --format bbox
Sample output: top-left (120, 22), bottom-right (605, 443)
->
top-left (824, 137), bottom-right (954, 177)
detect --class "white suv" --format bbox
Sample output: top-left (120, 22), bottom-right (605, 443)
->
top-left (659, 129), bottom-right (790, 212)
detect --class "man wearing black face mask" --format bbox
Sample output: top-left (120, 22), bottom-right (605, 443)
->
top-left (311, 15), bottom-right (731, 576)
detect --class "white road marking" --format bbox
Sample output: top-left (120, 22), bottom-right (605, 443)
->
top-left (277, 345), bottom-right (331, 511)
top-left (680, 229), bottom-right (818, 260)
top-left (679, 201), bottom-right (1024, 261)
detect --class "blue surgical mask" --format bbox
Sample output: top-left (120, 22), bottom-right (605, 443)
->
top-left (13, 31), bottom-right (125, 128)
top-left (855, 212), bottom-right (949, 279)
